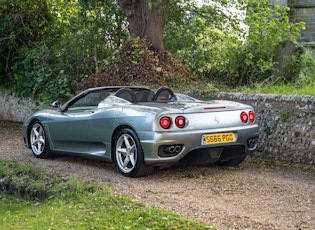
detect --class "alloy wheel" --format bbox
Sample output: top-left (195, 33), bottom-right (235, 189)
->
top-left (115, 133), bottom-right (137, 173)
top-left (30, 123), bottom-right (46, 156)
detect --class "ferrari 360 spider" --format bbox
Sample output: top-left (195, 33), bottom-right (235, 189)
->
top-left (22, 86), bottom-right (259, 177)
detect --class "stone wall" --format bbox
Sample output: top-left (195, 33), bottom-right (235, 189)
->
top-left (0, 90), bottom-right (38, 123)
top-left (0, 89), bottom-right (314, 165)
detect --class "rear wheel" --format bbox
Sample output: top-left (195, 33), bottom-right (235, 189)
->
top-left (114, 128), bottom-right (154, 177)
top-left (29, 121), bottom-right (53, 158)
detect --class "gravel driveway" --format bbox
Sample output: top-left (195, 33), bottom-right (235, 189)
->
top-left (1, 120), bottom-right (314, 230)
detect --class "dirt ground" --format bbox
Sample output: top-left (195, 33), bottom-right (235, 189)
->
top-left (1, 120), bottom-right (314, 230)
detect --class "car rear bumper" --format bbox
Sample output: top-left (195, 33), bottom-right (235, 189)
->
top-left (139, 125), bottom-right (259, 166)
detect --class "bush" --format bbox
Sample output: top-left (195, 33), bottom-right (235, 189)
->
top-left (226, 0), bottom-right (305, 85)
top-left (0, 0), bottom-right (52, 86)
top-left (165, 0), bottom-right (305, 86)
top-left (1, 0), bottom-right (128, 104)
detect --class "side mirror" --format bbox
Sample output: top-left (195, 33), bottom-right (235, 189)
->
top-left (51, 101), bottom-right (61, 109)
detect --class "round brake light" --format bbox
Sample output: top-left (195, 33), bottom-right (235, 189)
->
top-left (240, 112), bottom-right (249, 123)
top-left (159, 116), bottom-right (172, 129)
top-left (175, 116), bottom-right (186, 128)
top-left (249, 111), bottom-right (255, 122)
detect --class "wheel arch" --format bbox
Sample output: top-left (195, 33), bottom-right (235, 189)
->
top-left (110, 124), bottom-right (154, 177)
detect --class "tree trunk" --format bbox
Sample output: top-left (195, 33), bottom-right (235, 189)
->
top-left (116, 0), bottom-right (169, 52)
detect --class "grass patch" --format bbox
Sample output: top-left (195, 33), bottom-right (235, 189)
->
top-left (239, 81), bottom-right (315, 96)
top-left (0, 158), bottom-right (215, 229)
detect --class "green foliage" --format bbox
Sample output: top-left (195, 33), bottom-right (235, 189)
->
top-left (240, 81), bottom-right (315, 95)
top-left (0, 159), bottom-right (51, 199)
top-left (166, 17), bottom-right (239, 79)
top-left (0, 159), bottom-right (43, 179)
top-left (226, 0), bottom-right (305, 85)
top-left (239, 47), bottom-right (315, 95)
top-left (1, 0), bottom-right (313, 101)
top-left (0, 0), bottom-right (52, 85)
top-left (297, 47), bottom-right (315, 85)
top-left (165, 0), bottom-right (244, 79)
top-left (166, 0), bottom-right (306, 87)
top-left (10, 42), bottom-right (74, 102)
top-left (0, 159), bottom-right (215, 229)
top-left (1, 0), bottom-right (128, 104)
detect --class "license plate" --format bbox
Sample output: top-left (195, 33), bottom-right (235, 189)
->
top-left (201, 133), bottom-right (235, 145)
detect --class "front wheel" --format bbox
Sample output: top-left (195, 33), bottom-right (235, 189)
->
top-left (113, 128), bottom-right (154, 177)
top-left (29, 121), bottom-right (53, 158)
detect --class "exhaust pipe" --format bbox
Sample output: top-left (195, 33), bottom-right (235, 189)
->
top-left (164, 145), bottom-right (182, 154)
top-left (247, 137), bottom-right (258, 150)
top-left (174, 146), bottom-right (181, 153)
top-left (164, 146), bottom-right (175, 153)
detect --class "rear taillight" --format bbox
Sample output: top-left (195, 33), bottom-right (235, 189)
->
top-left (159, 116), bottom-right (172, 129)
top-left (249, 111), bottom-right (256, 122)
top-left (240, 111), bottom-right (256, 123)
top-left (240, 111), bottom-right (249, 123)
top-left (159, 116), bottom-right (187, 129)
top-left (175, 116), bottom-right (186, 128)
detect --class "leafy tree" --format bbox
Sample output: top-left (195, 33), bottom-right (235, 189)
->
top-left (226, 0), bottom-right (305, 85)
top-left (0, 0), bottom-right (309, 102)
top-left (165, 0), bottom-right (245, 79)
top-left (1, 0), bottom-right (128, 102)
top-left (166, 0), bottom-right (305, 85)
top-left (0, 0), bottom-right (52, 85)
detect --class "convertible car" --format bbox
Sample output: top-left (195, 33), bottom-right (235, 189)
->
top-left (22, 86), bottom-right (259, 177)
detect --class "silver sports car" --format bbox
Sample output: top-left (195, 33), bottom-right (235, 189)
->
top-left (22, 86), bottom-right (259, 177)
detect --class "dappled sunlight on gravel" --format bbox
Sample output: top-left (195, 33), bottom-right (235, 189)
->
top-left (1, 120), bottom-right (314, 229)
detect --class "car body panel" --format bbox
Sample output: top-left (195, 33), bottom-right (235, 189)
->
top-left (22, 86), bottom-right (259, 171)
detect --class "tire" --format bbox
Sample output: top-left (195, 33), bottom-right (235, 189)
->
top-left (113, 128), bottom-right (154, 177)
top-left (29, 121), bottom-right (53, 159)
top-left (215, 156), bottom-right (246, 167)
